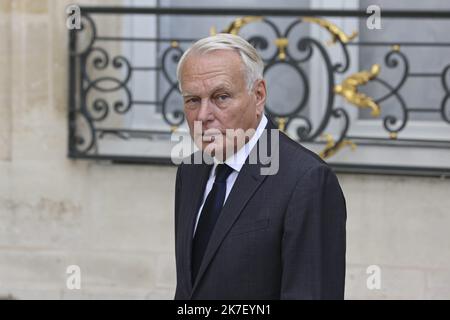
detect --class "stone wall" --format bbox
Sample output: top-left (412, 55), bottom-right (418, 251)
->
top-left (0, 0), bottom-right (176, 300)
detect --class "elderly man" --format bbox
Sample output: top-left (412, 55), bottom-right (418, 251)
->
top-left (174, 33), bottom-right (346, 300)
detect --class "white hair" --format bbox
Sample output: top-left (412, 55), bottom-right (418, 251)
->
top-left (176, 33), bottom-right (264, 92)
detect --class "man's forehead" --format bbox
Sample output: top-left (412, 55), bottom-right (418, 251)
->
top-left (187, 49), bottom-right (241, 63)
top-left (181, 82), bottom-right (234, 97)
top-left (182, 50), bottom-right (244, 77)
top-left (185, 55), bottom-right (240, 73)
top-left (180, 52), bottom-right (245, 95)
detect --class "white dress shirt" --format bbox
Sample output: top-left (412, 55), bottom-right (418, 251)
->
top-left (193, 115), bottom-right (268, 235)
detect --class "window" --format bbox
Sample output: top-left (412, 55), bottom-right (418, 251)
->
top-left (69, 2), bottom-right (450, 175)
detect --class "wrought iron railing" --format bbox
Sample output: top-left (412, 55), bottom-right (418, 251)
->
top-left (68, 7), bottom-right (450, 175)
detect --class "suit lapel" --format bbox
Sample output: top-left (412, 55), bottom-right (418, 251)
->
top-left (182, 160), bottom-right (213, 293)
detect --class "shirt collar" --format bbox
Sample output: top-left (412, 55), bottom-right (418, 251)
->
top-left (211, 114), bottom-right (268, 176)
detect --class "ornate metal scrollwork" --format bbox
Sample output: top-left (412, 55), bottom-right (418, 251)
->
top-left (334, 64), bottom-right (381, 117)
top-left (68, 9), bottom-right (450, 165)
top-left (222, 16), bottom-right (264, 35)
top-left (302, 17), bottom-right (358, 45)
top-left (274, 38), bottom-right (289, 61)
top-left (319, 133), bottom-right (356, 159)
top-left (442, 64), bottom-right (450, 124)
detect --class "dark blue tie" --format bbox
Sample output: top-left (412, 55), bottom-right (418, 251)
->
top-left (192, 163), bottom-right (234, 283)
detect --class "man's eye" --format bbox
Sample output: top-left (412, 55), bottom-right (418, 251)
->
top-left (185, 98), bottom-right (199, 105)
top-left (216, 95), bottom-right (229, 102)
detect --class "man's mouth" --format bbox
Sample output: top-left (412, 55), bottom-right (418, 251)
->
top-left (202, 134), bottom-right (215, 142)
top-left (202, 132), bottom-right (220, 142)
top-left (201, 129), bottom-right (222, 142)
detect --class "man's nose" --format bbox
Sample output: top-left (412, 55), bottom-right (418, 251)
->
top-left (196, 98), bottom-right (213, 122)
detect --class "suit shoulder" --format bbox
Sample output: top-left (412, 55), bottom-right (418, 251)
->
top-left (177, 150), bottom-right (201, 171)
top-left (277, 130), bottom-right (331, 178)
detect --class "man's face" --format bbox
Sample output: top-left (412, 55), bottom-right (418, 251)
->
top-left (179, 50), bottom-right (266, 161)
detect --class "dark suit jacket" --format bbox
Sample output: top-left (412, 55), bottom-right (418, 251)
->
top-left (174, 116), bottom-right (346, 300)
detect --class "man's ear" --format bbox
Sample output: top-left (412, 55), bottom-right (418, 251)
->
top-left (254, 79), bottom-right (267, 116)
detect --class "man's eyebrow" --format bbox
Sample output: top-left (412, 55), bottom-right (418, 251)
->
top-left (181, 92), bottom-right (197, 98)
top-left (181, 85), bottom-right (233, 98)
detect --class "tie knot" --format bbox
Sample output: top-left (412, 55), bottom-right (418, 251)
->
top-left (214, 164), bottom-right (233, 183)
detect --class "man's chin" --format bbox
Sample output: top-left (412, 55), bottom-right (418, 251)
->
top-left (199, 143), bottom-right (227, 161)
top-left (192, 136), bottom-right (234, 161)
top-left (203, 143), bottom-right (220, 157)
